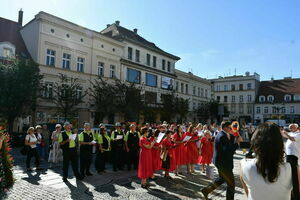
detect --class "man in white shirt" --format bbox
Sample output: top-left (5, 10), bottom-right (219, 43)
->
top-left (284, 123), bottom-right (300, 165)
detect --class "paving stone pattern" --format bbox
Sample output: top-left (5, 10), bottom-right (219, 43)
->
top-left (0, 148), bottom-right (247, 200)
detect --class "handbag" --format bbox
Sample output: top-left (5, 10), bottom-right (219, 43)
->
top-left (20, 135), bottom-right (30, 156)
top-left (289, 162), bottom-right (300, 200)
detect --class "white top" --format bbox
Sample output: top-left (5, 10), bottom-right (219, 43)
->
top-left (241, 159), bottom-right (292, 200)
top-left (285, 131), bottom-right (300, 165)
top-left (25, 134), bottom-right (38, 148)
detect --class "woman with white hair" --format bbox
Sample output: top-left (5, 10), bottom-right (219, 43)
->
top-left (48, 124), bottom-right (63, 168)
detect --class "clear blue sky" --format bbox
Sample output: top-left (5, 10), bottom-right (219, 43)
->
top-left (2, 0), bottom-right (300, 80)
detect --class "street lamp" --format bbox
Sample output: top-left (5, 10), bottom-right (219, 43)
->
top-left (272, 103), bottom-right (285, 125)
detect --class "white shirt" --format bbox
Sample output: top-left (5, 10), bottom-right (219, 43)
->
top-left (285, 131), bottom-right (300, 164)
top-left (36, 132), bottom-right (42, 144)
top-left (25, 134), bottom-right (38, 148)
top-left (241, 159), bottom-right (292, 200)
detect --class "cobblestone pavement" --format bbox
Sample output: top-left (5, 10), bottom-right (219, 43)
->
top-left (0, 148), bottom-right (247, 200)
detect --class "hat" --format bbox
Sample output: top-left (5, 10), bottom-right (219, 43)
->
top-left (84, 122), bottom-right (91, 127)
top-left (55, 124), bottom-right (62, 128)
top-left (115, 122), bottom-right (121, 127)
top-left (63, 121), bottom-right (70, 126)
top-left (99, 123), bottom-right (104, 128)
top-left (35, 125), bottom-right (42, 129)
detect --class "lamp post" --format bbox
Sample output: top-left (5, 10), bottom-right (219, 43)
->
top-left (272, 103), bottom-right (285, 125)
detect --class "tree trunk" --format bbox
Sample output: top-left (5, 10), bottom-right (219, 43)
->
top-left (7, 118), bottom-right (14, 134)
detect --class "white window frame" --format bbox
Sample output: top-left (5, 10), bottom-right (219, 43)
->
top-left (267, 95), bottom-right (274, 102)
top-left (259, 96), bottom-right (265, 102)
top-left (62, 53), bottom-right (71, 69)
top-left (46, 49), bottom-right (55, 66)
top-left (98, 62), bottom-right (104, 77)
top-left (77, 57), bottom-right (84, 72)
top-left (284, 95), bottom-right (291, 102)
top-left (110, 65), bottom-right (115, 78)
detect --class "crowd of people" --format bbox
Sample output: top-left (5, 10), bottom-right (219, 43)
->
top-left (1, 119), bottom-right (299, 200)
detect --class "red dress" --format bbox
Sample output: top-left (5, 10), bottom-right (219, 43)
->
top-left (138, 136), bottom-right (153, 179)
top-left (150, 136), bottom-right (161, 171)
top-left (185, 132), bottom-right (199, 164)
top-left (161, 138), bottom-right (176, 172)
top-left (172, 132), bottom-right (185, 165)
top-left (198, 137), bottom-right (214, 164)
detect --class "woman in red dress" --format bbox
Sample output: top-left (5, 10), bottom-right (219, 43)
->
top-left (185, 125), bottom-right (199, 174)
top-left (150, 129), bottom-right (161, 178)
top-left (172, 125), bottom-right (185, 175)
top-left (138, 127), bottom-right (156, 188)
top-left (161, 130), bottom-right (176, 179)
top-left (198, 130), bottom-right (214, 173)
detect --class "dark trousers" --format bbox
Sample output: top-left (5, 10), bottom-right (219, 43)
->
top-left (62, 148), bottom-right (80, 179)
top-left (80, 149), bottom-right (92, 175)
top-left (203, 167), bottom-right (235, 200)
top-left (95, 151), bottom-right (109, 172)
top-left (112, 146), bottom-right (124, 170)
top-left (127, 148), bottom-right (139, 170)
top-left (26, 147), bottom-right (40, 168)
top-left (286, 155), bottom-right (299, 199)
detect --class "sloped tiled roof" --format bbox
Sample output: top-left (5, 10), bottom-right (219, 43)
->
top-left (0, 17), bottom-right (31, 58)
top-left (101, 24), bottom-right (180, 60)
top-left (256, 78), bottom-right (300, 103)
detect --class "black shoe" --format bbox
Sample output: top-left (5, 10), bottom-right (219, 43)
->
top-left (149, 177), bottom-right (157, 181)
top-left (76, 175), bottom-right (84, 180)
top-left (63, 177), bottom-right (68, 182)
top-left (113, 169), bottom-right (118, 172)
top-left (141, 184), bottom-right (149, 189)
top-left (201, 188), bottom-right (209, 200)
top-left (86, 172), bottom-right (93, 176)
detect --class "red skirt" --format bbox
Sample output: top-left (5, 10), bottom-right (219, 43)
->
top-left (138, 148), bottom-right (153, 179)
top-left (175, 143), bottom-right (185, 165)
top-left (151, 148), bottom-right (161, 171)
top-left (162, 149), bottom-right (176, 172)
top-left (186, 142), bottom-right (198, 164)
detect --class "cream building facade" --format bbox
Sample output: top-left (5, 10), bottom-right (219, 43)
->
top-left (211, 72), bottom-right (260, 123)
top-left (21, 12), bottom-right (125, 127)
top-left (175, 70), bottom-right (212, 122)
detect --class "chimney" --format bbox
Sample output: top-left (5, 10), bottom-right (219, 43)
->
top-left (106, 24), bottom-right (110, 28)
top-left (133, 28), bottom-right (138, 34)
top-left (115, 20), bottom-right (120, 26)
top-left (18, 9), bottom-right (23, 27)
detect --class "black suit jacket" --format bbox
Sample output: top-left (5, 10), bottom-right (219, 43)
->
top-left (213, 130), bottom-right (239, 170)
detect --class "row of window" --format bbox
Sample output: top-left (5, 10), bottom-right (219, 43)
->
top-left (127, 47), bottom-right (171, 72)
top-left (175, 82), bottom-right (208, 97)
top-left (126, 68), bottom-right (173, 89)
top-left (42, 82), bottom-right (83, 99)
top-left (216, 95), bottom-right (252, 103)
top-left (256, 106), bottom-right (295, 114)
top-left (231, 105), bottom-right (252, 114)
top-left (215, 83), bottom-right (252, 92)
top-left (47, 49), bottom-right (116, 77)
top-left (259, 95), bottom-right (300, 102)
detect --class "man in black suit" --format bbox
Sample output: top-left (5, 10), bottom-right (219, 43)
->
top-left (201, 121), bottom-right (243, 200)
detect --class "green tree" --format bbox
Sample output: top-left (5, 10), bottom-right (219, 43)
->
top-left (160, 91), bottom-right (189, 123)
top-left (52, 73), bottom-right (87, 122)
top-left (0, 59), bottom-right (42, 132)
top-left (90, 77), bottom-right (144, 124)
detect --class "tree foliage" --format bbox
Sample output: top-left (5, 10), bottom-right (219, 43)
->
top-left (52, 73), bottom-right (87, 121)
top-left (90, 77), bottom-right (144, 124)
top-left (160, 91), bottom-right (189, 122)
top-left (0, 59), bottom-right (42, 132)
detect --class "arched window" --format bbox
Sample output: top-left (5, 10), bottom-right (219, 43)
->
top-left (267, 95), bottom-right (274, 102)
top-left (284, 94), bottom-right (291, 102)
top-left (259, 95), bottom-right (265, 102)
